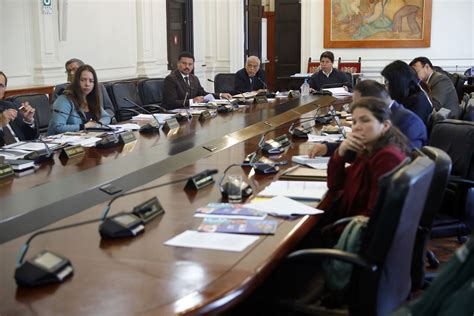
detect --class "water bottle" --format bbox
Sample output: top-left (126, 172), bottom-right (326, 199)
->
top-left (300, 78), bottom-right (310, 96)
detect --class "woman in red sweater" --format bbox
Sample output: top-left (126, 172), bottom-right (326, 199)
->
top-left (322, 96), bottom-right (410, 219)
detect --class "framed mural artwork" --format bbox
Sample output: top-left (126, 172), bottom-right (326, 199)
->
top-left (324, 0), bottom-right (432, 48)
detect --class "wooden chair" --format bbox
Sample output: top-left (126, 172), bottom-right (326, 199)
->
top-left (307, 58), bottom-right (320, 74)
top-left (338, 57), bottom-right (362, 74)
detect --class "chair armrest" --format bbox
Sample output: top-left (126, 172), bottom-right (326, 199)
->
top-left (286, 248), bottom-right (377, 272)
top-left (449, 176), bottom-right (474, 187)
top-left (321, 216), bottom-right (357, 235)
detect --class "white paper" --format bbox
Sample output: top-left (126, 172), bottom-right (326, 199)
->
top-left (0, 148), bottom-right (30, 159)
top-left (307, 134), bottom-right (343, 143)
top-left (325, 87), bottom-right (353, 96)
top-left (292, 155), bottom-right (330, 169)
top-left (257, 181), bottom-right (328, 201)
top-left (5, 141), bottom-right (58, 152)
top-left (132, 113), bottom-right (176, 123)
top-left (164, 230), bottom-right (259, 252)
top-left (109, 123), bottom-right (140, 131)
top-left (245, 196), bottom-right (324, 216)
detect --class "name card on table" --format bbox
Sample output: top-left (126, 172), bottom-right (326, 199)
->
top-left (118, 131), bottom-right (137, 145)
top-left (163, 117), bottom-right (179, 130)
top-left (198, 110), bottom-right (212, 121)
top-left (59, 145), bottom-right (85, 160)
top-left (253, 95), bottom-right (268, 104)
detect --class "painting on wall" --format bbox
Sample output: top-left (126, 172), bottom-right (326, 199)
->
top-left (324, 0), bottom-right (432, 48)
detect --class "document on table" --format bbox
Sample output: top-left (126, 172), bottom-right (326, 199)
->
top-left (164, 230), bottom-right (259, 252)
top-left (257, 181), bottom-right (328, 201)
top-left (245, 196), bottom-right (324, 216)
top-left (132, 113), bottom-right (176, 123)
top-left (292, 155), bottom-right (330, 169)
top-left (3, 141), bottom-right (59, 152)
top-left (109, 123), bottom-right (140, 131)
top-left (307, 134), bottom-right (344, 143)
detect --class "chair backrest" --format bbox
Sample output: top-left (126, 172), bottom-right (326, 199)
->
top-left (307, 57), bottom-right (320, 73)
top-left (214, 73), bottom-right (236, 94)
top-left (350, 156), bottom-right (435, 316)
top-left (337, 57), bottom-right (362, 74)
top-left (410, 146), bottom-right (452, 290)
top-left (138, 78), bottom-right (165, 105)
top-left (8, 93), bottom-right (51, 134)
top-left (109, 81), bottom-right (142, 122)
top-left (429, 119), bottom-right (474, 179)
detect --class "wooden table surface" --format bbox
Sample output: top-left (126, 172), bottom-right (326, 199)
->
top-left (0, 95), bottom-right (341, 315)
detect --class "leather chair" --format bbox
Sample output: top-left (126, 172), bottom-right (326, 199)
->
top-left (462, 97), bottom-right (474, 121)
top-left (428, 120), bottom-right (474, 241)
top-left (279, 156), bottom-right (435, 316)
top-left (410, 147), bottom-right (452, 290)
top-left (7, 93), bottom-right (51, 134)
top-left (214, 73), bottom-right (236, 95)
top-left (108, 80), bottom-right (163, 122)
top-left (138, 78), bottom-right (165, 106)
top-left (337, 57), bottom-right (361, 74)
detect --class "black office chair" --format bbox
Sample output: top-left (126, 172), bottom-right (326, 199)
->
top-left (269, 156), bottom-right (435, 316)
top-left (7, 93), bottom-right (51, 134)
top-left (410, 147), bottom-right (452, 290)
top-left (462, 97), bottom-right (474, 121)
top-left (428, 120), bottom-right (474, 244)
top-left (108, 81), bottom-right (163, 122)
top-left (214, 73), bottom-right (236, 94)
top-left (138, 78), bottom-right (165, 106)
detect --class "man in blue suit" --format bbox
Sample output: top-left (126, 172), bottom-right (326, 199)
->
top-left (308, 79), bottom-right (428, 157)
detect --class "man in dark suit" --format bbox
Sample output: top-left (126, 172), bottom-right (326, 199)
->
top-left (234, 56), bottom-right (266, 94)
top-left (163, 52), bottom-right (232, 110)
top-left (308, 79), bottom-right (428, 157)
top-left (309, 51), bottom-right (352, 91)
top-left (0, 71), bottom-right (38, 147)
top-left (409, 56), bottom-right (461, 119)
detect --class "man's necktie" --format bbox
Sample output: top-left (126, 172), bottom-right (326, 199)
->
top-left (2, 124), bottom-right (18, 145)
top-left (184, 76), bottom-right (190, 86)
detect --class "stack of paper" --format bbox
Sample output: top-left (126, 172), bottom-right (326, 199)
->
top-left (197, 218), bottom-right (278, 235)
top-left (257, 181), bottom-right (328, 201)
top-left (292, 155), bottom-right (330, 169)
top-left (245, 196), bottom-right (324, 216)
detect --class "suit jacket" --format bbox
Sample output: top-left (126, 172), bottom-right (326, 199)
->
top-left (0, 100), bottom-right (38, 146)
top-left (234, 68), bottom-right (266, 94)
top-left (428, 71), bottom-right (461, 119)
top-left (390, 100), bottom-right (428, 149)
top-left (401, 89), bottom-right (433, 126)
top-left (162, 70), bottom-right (208, 110)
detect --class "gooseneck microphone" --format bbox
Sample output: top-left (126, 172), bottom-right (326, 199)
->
top-left (218, 162), bottom-right (288, 198)
top-left (123, 97), bottom-right (161, 133)
top-left (24, 135), bottom-right (55, 162)
top-left (99, 169), bottom-right (218, 238)
top-left (256, 76), bottom-right (268, 90)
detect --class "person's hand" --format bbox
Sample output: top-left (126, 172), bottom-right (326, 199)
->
top-left (0, 108), bottom-right (17, 127)
top-left (220, 93), bottom-right (233, 100)
top-left (84, 120), bottom-right (97, 129)
top-left (19, 102), bottom-right (35, 124)
top-left (193, 96), bottom-right (204, 103)
top-left (308, 143), bottom-right (328, 158)
top-left (337, 133), bottom-right (365, 157)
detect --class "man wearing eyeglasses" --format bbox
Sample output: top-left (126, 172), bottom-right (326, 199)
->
top-left (0, 71), bottom-right (38, 147)
top-left (234, 56), bottom-right (267, 94)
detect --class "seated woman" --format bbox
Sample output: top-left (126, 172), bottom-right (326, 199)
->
top-left (381, 60), bottom-right (433, 125)
top-left (309, 51), bottom-right (352, 91)
top-left (47, 64), bottom-right (111, 135)
top-left (320, 97), bottom-right (409, 220)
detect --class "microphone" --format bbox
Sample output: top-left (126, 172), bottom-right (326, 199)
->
top-left (14, 216), bottom-right (109, 287)
top-left (288, 103), bottom-right (336, 138)
top-left (24, 135), bottom-right (54, 163)
top-left (218, 162), bottom-right (287, 198)
top-left (256, 76), bottom-right (268, 90)
top-left (123, 97), bottom-right (160, 133)
top-left (99, 169), bottom-right (218, 238)
top-left (257, 126), bottom-right (292, 155)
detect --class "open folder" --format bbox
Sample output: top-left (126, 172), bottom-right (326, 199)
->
top-left (280, 165), bottom-right (327, 181)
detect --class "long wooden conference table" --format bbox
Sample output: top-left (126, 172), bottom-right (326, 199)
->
top-left (0, 95), bottom-right (337, 315)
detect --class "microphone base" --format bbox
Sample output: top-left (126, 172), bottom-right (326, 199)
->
top-left (139, 124), bottom-right (160, 134)
top-left (254, 163), bottom-right (280, 175)
top-left (99, 214), bottom-right (145, 239)
top-left (220, 181), bottom-right (253, 198)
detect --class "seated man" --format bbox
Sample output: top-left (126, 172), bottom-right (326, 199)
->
top-left (163, 52), bottom-right (232, 110)
top-left (309, 51), bottom-right (352, 91)
top-left (0, 71), bottom-right (37, 146)
top-left (409, 56), bottom-right (461, 119)
top-left (234, 56), bottom-right (266, 94)
top-left (308, 79), bottom-right (428, 157)
top-left (53, 58), bottom-right (115, 117)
